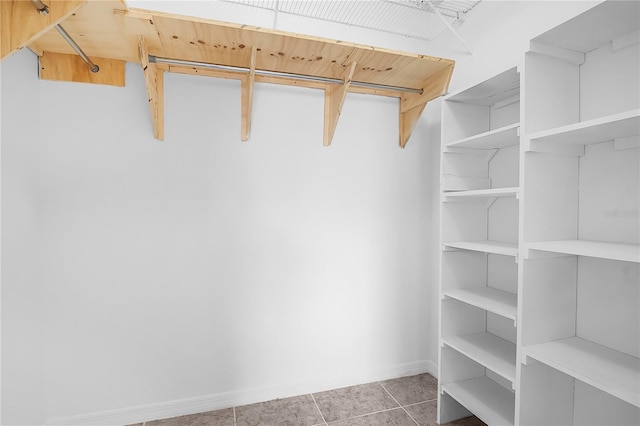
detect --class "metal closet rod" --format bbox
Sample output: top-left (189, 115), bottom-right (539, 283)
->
top-left (30, 0), bottom-right (100, 73)
top-left (149, 55), bottom-right (424, 95)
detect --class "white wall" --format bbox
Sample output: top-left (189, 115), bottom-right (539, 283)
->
top-left (0, 1), bottom-right (603, 424)
top-left (3, 48), bottom-right (434, 424)
top-left (1, 51), bottom-right (45, 425)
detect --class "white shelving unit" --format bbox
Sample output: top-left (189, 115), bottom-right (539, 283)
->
top-left (527, 240), bottom-right (640, 263)
top-left (444, 241), bottom-right (518, 257)
top-left (444, 187), bottom-right (519, 199)
top-left (446, 123), bottom-right (520, 150)
top-left (438, 65), bottom-right (520, 425)
top-left (444, 332), bottom-right (516, 383)
top-left (523, 337), bottom-right (640, 408)
top-left (438, 2), bottom-right (640, 425)
top-left (443, 287), bottom-right (517, 322)
top-left (443, 377), bottom-right (515, 426)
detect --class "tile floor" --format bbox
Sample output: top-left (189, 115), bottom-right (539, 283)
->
top-left (131, 373), bottom-right (487, 426)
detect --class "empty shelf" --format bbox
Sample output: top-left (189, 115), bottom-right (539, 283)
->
top-left (442, 376), bottom-right (515, 426)
top-left (446, 123), bottom-right (520, 149)
top-left (527, 240), bottom-right (640, 263)
top-left (443, 287), bottom-right (517, 321)
top-left (527, 109), bottom-right (640, 146)
top-left (444, 241), bottom-right (518, 257)
top-left (443, 332), bottom-right (517, 383)
top-left (444, 187), bottom-right (519, 199)
top-left (442, 176), bottom-right (491, 192)
top-left (524, 337), bottom-right (640, 407)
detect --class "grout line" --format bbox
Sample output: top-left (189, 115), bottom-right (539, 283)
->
top-left (378, 381), bottom-right (420, 426)
top-left (403, 397), bottom-right (437, 408)
top-left (310, 393), bottom-right (328, 425)
top-left (324, 406), bottom-right (407, 425)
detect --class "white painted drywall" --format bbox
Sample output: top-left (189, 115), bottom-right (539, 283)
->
top-left (1, 51), bottom-right (45, 425)
top-left (35, 59), bottom-right (434, 422)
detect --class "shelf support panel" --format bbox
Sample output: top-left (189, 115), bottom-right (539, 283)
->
top-left (323, 61), bottom-right (356, 146)
top-left (138, 36), bottom-right (165, 140)
top-left (241, 47), bottom-right (257, 142)
top-left (399, 66), bottom-right (453, 148)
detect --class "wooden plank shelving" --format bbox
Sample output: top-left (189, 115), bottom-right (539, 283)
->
top-left (527, 240), bottom-right (640, 263)
top-left (524, 337), bottom-right (640, 408)
top-left (442, 376), bottom-right (515, 426)
top-left (443, 287), bottom-right (517, 322)
top-left (2, 0), bottom-right (455, 146)
top-left (443, 332), bottom-right (517, 383)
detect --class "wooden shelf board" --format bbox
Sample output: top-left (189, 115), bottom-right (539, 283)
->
top-left (442, 376), bottom-right (515, 426)
top-left (444, 187), bottom-right (519, 199)
top-left (16, 0), bottom-right (454, 144)
top-left (527, 240), bottom-right (640, 263)
top-left (443, 287), bottom-right (517, 321)
top-left (25, 1), bottom-right (454, 92)
top-left (527, 109), bottom-right (640, 147)
top-left (524, 337), bottom-right (640, 408)
top-left (443, 332), bottom-right (517, 383)
top-left (444, 241), bottom-right (518, 257)
top-left (446, 123), bottom-right (520, 150)
top-left (531, 0), bottom-right (640, 53)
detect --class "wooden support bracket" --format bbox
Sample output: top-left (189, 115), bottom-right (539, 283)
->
top-left (1, 0), bottom-right (86, 60)
top-left (241, 47), bottom-right (257, 141)
top-left (39, 51), bottom-right (125, 86)
top-left (138, 36), bottom-right (164, 140)
top-left (399, 65), bottom-right (454, 148)
top-left (323, 62), bottom-right (357, 146)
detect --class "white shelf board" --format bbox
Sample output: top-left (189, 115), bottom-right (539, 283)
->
top-left (442, 376), bottom-right (515, 426)
top-left (446, 123), bottom-right (520, 150)
top-left (445, 67), bottom-right (519, 106)
top-left (527, 240), bottom-right (640, 263)
top-left (444, 241), bottom-right (518, 257)
top-left (531, 0), bottom-right (640, 53)
top-left (443, 332), bottom-right (517, 383)
top-left (524, 337), bottom-right (640, 408)
top-left (527, 109), bottom-right (640, 146)
top-left (443, 287), bottom-right (517, 321)
top-left (444, 187), bottom-right (519, 199)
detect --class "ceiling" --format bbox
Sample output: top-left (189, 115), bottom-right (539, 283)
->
top-left (219, 0), bottom-right (481, 41)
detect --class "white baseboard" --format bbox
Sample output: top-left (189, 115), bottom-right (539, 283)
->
top-left (46, 360), bottom-right (436, 426)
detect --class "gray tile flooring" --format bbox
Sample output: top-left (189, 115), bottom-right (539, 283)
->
top-left (137, 374), bottom-right (486, 426)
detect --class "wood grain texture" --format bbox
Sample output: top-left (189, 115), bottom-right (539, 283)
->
top-left (23, 1), bottom-right (453, 91)
top-left (138, 36), bottom-right (164, 140)
top-left (39, 51), bottom-right (125, 86)
top-left (323, 62), bottom-right (357, 146)
top-left (398, 64), bottom-right (454, 147)
top-left (1, 0), bottom-right (86, 60)
top-left (241, 47), bottom-right (257, 141)
top-left (399, 101), bottom-right (428, 149)
top-left (7, 0), bottom-right (454, 143)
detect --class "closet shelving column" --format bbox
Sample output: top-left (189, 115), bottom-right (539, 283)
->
top-left (438, 66), bottom-right (521, 426)
top-left (518, 1), bottom-right (640, 425)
